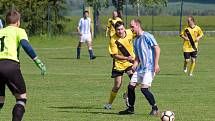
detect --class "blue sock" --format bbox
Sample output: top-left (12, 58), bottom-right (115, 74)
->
top-left (141, 88), bottom-right (158, 110)
top-left (88, 49), bottom-right (94, 58)
top-left (77, 48), bottom-right (81, 59)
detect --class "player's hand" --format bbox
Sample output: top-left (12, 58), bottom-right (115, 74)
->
top-left (154, 64), bottom-right (160, 74)
top-left (127, 56), bottom-right (134, 63)
top-left (34, 58), bottom-right (46, 76)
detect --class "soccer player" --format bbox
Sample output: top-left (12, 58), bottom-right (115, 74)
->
top-left (119, 19), bottom-right (160, 115)
top-left (106, 10), bottom-right (123, 38)
top-left (104, 21), bottom-right (135, 109)
top-left (0, 10), bottom-right (46, 121)
top-left (76, 10), bottom-right (96, 60)
top-left (180, 16), bottom-right (203, 76)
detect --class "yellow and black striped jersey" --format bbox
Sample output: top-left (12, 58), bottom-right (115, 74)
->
top-left (180, 25), bottom-right (203, 52)
top-left (107, 17), bottom-right (123, 37)
top-left (109, 29), bottom-right (135, 71)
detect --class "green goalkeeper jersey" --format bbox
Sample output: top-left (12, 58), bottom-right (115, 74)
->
top-left (0, 26), bottom-right (28, 62)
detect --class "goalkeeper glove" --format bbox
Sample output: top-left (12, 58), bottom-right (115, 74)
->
top-left (34, 58), bottom-right (46, 76)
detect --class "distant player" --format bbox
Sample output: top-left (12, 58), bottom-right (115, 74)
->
top-left (104, 21), bottom-right (135, 109)
top-left (106, 10), bottom-right (123, 38)
top-left (180, 16), bottom-right (203, 76)
top-left (76, 10), bottom-right (96, 60)
top-left (119, 19), bottom-right (160, 115)
top-left (0, 10), bottom-right (46, 121)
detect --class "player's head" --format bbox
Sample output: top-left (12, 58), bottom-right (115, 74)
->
top-left (187, 16), bottom-right (195, 27)
top-left (130, 19), bottom-right (143, 34)
top-left (112, 10), bottom-right (118, 18)
top-left (83, 10), bottom-right (89, 18)
top-left (6, 10), bottom-right (20, 27)
top-left (114, 21), bottom-right (125, 37)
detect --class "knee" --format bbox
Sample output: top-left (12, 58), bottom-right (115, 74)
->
top-left (185, 59), bottom-right (190, 63)
top-left (191, 58), bottom-right (196, 63)
top-left (112, 86), bottom-right (120, 92)
top-left (141, 88), bottom-right (149, 94)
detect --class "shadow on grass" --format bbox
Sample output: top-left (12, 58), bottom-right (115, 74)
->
top-left (158, 73), bottom-right (182, 76)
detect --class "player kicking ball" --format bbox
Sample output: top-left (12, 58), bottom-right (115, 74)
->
top-left (180, 16), bottom-right (203, 76)
top-left (119, 19), bottom-right (160, 115)
top-left (0, 10), bottom-right (46, 121)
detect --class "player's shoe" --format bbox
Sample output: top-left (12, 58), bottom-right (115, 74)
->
top-left (189, 73), bottom-right (193, 76)
top-left (90, 56), bottom-right (96, 60)
top-left (104, 103), bottom-right (112, 109)
top-left (118, 107), bottom-right (134, 115)
top-left (149, 109), bottom-right (160, 116)
top-left (183, 68), bottom-right (187, 73)
top-left (123, 92), bottom-right (130, 107)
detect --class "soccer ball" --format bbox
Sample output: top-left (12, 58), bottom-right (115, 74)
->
top-left (161, 111), bottom-right (175, 121)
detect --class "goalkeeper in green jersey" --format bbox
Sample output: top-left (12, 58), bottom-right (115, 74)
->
top-left (0, 10), bottom-right (46, 121)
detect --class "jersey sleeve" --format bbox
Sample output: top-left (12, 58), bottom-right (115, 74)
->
top-left (146, 33), bottom-right (158, 46)
top-left (18, 29), bottom-right (28, 42)
top-left (198, 26), bottom-right (204, 37)
top-left (108, 37), bottom-right (118, 55)
top-left (78, 18), bottom-right (82, 28)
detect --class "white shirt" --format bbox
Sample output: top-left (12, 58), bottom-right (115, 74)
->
top-left (78, 17), bottom-right (91, 34)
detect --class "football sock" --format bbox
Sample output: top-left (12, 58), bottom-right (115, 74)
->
top-left (184, 60), bottom-right (188, 70)
top-left (141, 88), bottom-right (157, 109)
top-left (12, 99), bottom-right (26, 121)
top-left (77, 48), bottom-right (81, 59)
top-left (0, 103), bottom-right (4, 110)
top-left (128, 85), bottom-right (136, 107)
top-left (108, 91), bottom-right (117, 104)
top-left (88, 49), bottom-right (94, 58)
top-left (189, 61), bottom-right (196, 74)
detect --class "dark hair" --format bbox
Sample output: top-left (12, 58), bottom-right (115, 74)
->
top-left (83, 10), bottom-right (89, 15)
top-left (6, 10), bottom-right (20, 24)
top-left (114, 21), bottom-right (124, 29)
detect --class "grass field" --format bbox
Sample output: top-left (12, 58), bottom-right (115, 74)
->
top-left (1, 34), bottom-right (215, 121)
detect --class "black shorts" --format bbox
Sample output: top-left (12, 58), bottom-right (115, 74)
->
top-left (111, 66), bottom-right (132, 78)
top-left (0, 60), bottom-right (26, 96)
top-left (184, 51), bottom-right (198, 59)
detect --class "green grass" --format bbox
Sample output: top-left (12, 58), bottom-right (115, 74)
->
top-left (65, 16), bottom-right (215, 33)
top-left (1, 34), bottom-right (215, 121)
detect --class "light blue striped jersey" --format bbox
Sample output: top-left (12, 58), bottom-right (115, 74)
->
top-left (133, 32), bottom-right (158, 73)
top-left (78, 17), bottom-right (91, 34)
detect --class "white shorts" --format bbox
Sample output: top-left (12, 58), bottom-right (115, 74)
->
top-left (130, 71), bottom-right (155, 86)
top-left (80, 33), bottom-right (92, 43)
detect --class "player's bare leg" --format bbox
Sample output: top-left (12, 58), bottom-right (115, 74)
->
top-left (12, 93), bottom-right (27, 121)
top-left (104, 76), bottom-right (122, 109)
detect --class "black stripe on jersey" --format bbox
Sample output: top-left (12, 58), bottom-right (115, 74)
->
top-left (185, 29), bottom-right (197, 51)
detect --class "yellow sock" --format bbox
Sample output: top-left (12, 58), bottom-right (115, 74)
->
top-left (189, 61), bottom-right (196, 74)
top-left (108, 91), bottom-right (117, 104)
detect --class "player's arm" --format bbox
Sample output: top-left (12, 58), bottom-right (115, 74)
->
top-left (106, 19), bottom-right (111, 37)
top-left (132, 56), bottom-right (140, 72)
top-left (196, 28), bottom-right (204, 42)
top-left (179, 28), bottom-right (189, 40)
top-left (153, 45), bottom-right (160, 74)
top-left (20, 39), bottom-right (46, 76)
top-left (77, 20), bottom-right (82, 36)
top-left (111, 54), bottom-right (133, 62)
